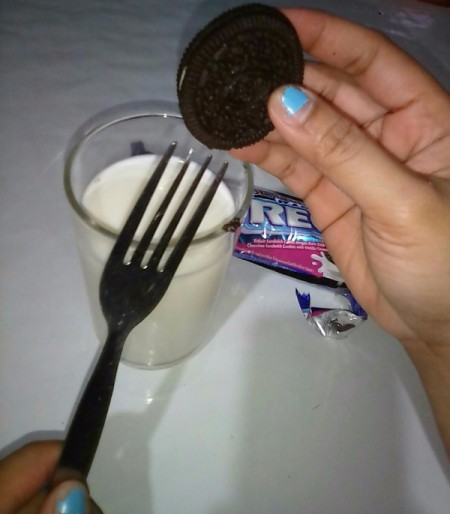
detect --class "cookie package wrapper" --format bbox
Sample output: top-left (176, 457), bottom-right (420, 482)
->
top-left (234, 186), bottom-right (344, 287)
top-left (296, 288), bottom-right (367, 339)
top-left (233, 186), bottom-right (367, 338)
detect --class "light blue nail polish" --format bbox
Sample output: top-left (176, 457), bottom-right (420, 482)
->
top-left (56, 487), bottom-right (86, 514)
top-left (282, 86), bottom-right (309, 116)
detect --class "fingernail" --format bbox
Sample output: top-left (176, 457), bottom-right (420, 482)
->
top-left (55, 486), bottom-right (87, 514)
top-left (281, 86), bottom-right (310, 116)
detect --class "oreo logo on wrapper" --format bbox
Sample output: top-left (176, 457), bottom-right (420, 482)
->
top-left (177, 4), bottom-right (304, 150)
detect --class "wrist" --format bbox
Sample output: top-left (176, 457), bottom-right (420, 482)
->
top-left (400, 336), bottom-right (450, 460)
top-left (400, 336), bottom-right (450, 370)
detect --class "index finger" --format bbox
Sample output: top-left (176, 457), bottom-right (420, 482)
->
top-left (0, 441), bottom-right (61, 512)
top-left (283, 8), bottom-right (447, 110)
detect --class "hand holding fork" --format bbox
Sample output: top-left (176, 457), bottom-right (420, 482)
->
top-left (51, 142), bottom-right (228, 486)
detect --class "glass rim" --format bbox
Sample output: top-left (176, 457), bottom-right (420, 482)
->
top-left (63, 100), bottom-right (254, 247)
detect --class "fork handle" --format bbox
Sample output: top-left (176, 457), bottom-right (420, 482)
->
top-left (51, 330), bottom-right (127, 486)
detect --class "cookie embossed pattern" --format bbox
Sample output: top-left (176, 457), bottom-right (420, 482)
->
top-left (177, 3), bottom-right (304, 149)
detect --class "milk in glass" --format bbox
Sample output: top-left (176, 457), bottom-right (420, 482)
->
top-left (77, 154), bottom-right (235, 368)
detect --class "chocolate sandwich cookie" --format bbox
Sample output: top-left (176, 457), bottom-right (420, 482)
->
top-left (177, 3), bottom-right (303, 150)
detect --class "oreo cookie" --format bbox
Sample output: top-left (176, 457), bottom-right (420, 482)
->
top-left (177, 4), bottom-right (304, 150)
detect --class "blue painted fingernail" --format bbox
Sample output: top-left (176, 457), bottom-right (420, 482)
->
top-left (56, 486), bottom-right (87, 514)
top-left (282, 86), bottom-right (309, 116)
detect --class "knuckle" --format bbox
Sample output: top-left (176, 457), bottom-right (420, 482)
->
top-left (314, 116), bottom-right (363, 165)
top-left (342, 29), bottom-right (384, 77)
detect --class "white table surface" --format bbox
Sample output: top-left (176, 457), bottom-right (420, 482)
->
top-left (1, 0), bottom-right (449, 512)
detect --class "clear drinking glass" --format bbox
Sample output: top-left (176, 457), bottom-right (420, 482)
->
top-left (64, 101), bottom-right (253, 369)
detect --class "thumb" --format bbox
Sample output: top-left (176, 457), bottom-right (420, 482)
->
top-left (268, 85), bottom-right (424, 215)
top-left (39, 480), bottom-right (103, 514)
top-left (39, 481), bottom-right (88, 514)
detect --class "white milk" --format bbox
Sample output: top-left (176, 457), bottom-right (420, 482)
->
top-left (78, 154), bottom-right (236, 368)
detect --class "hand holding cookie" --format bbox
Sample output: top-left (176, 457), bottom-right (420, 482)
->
top-left (230, 9), bottom-right (450, 456)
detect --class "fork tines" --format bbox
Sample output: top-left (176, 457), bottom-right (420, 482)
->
top-left (110, 142), bottom-right (228, 273)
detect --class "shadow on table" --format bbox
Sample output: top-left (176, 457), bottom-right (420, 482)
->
top-left (211, 317), bottom-right (450, 514)
top-left (0, 430), bottom-right (65, 459)
top-left (89, 365), bottom-right (183, 514)
top-left (87, 256), bottom-right (261, 513)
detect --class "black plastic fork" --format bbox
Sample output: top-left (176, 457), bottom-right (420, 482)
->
top-left (52, 142), bottom-right (228, 485)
